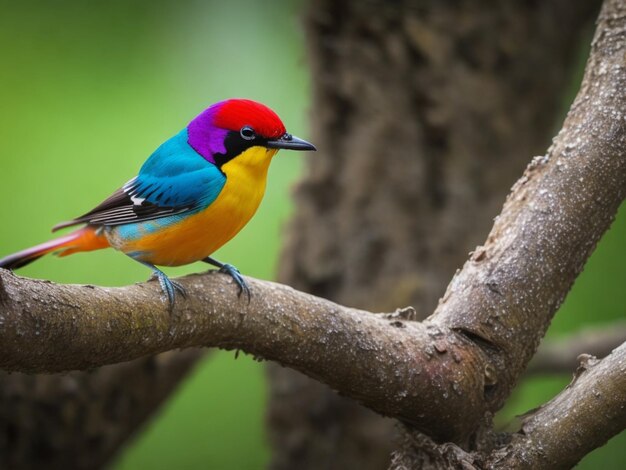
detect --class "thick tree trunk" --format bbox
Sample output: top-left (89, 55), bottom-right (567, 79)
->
top-left (0, 2), bottom-right (605, 469)
top-left (268, 1), bottom-right (600, 468)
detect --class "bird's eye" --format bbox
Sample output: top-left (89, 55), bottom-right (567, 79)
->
top-left (240, 126), bottom-right (256, 141)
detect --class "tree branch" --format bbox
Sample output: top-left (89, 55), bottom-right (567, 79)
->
top-left (486, 343), bottom-right (626, 469)
top-left (0, 0), bottom-right (625, 454)
top-left (430, 0), bottom-right (626, 413)
top-left (271, 1), bottom-right (604, 467)
top-left (526, 322), bottom-right (626, 375)
top-left (0, 349), bottom-right (204, 469)
top-left (0, 269), bottom-right (488, 442)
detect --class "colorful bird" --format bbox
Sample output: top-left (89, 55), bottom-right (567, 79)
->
top-left (0, 99), bottom-right (316, 305)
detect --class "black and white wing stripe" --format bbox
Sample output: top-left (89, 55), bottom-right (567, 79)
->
top-left (51, 177), bottom-right (197, 232)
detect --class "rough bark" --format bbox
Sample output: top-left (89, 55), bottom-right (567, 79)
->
top-left (0, 272), bottom-right (489, 435)
top-left (269, 0), bottom-right (601, 468)
top-left (486, 343), bottom-right (626, 469)
top-left (1, 9), bottom-right (626, 460)
top-left (430, 1), bottom-right (626, 413)
top-left (2, 1), bottom-right (625, 468)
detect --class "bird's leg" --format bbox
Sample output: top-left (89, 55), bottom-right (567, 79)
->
top-left (134, 259), bottom-right (186, 307)
top-left (202, 256), bottom-right (251, 301)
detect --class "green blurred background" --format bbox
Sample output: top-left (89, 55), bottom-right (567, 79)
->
top-left (0, 1), bottom-right (623, 468)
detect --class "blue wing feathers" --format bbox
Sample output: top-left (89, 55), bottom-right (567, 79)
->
top-left (52, 129), bottom-right (225, 231)
top-left (136, 129), bottom-right (224, 207)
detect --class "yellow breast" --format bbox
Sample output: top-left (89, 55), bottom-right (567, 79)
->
top-left (120, 147), bottom-right (277, 266)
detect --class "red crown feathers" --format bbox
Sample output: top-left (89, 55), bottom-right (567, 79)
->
top-left (214, 99), bottom-right (286, 139)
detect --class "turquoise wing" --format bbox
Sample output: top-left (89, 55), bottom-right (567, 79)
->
top-left (52, 129), bottom-right (225, 231)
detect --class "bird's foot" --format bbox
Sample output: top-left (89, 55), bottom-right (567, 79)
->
top-left (149, 271), bottom-right (186, 307)
top-left (202, 257), bottom-right (251, 302)
top-left (218, 264), bottom-right (251, 302)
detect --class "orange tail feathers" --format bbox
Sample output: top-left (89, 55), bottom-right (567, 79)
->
top-left (0, 227), bottom-right (109, 270)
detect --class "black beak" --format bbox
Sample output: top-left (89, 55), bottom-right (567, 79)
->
top-left (266, 133), bottom-right (316, 151)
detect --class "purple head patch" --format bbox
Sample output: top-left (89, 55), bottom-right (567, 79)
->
top-left (186, 99), bottom-right (286, 164)
top-left (187, 102), bottom-right (228, 164)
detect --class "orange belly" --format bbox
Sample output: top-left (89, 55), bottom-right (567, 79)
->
top-left (107, 147), bottom-right (275, 266)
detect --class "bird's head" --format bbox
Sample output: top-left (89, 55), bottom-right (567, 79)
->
top-left (187, 99), bottom-right (315, 169)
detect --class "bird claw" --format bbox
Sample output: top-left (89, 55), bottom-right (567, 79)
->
top-left (149, 270), bottom-right (186, 308)
top-left (171, 279), bottom-right (187, 298)
top-left (218, 263), bottom-right (251, 302)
